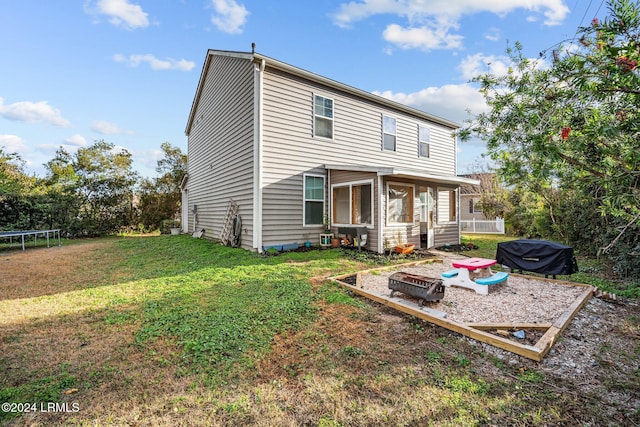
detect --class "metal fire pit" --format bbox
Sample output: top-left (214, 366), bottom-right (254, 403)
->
top-left (388, 272), bottom-right (445, 303)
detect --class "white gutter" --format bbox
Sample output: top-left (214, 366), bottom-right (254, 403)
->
top-left (253, 59), bottom-right (266, 252)
top-left (377, 175), bottom-right (383, 253)
top-left (324, 164), bottom-right (480, 186)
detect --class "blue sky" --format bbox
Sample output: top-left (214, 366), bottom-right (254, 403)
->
top-left (0, 0), bottom-right (606, 178)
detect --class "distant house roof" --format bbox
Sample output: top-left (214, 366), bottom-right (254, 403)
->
top-left (186, 49), bottom-right (462, 135)
top-left (458, 173), bottom-right (495, 195)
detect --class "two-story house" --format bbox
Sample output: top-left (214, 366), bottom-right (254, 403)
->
top-left (182, 48), bottom-right (478, 253)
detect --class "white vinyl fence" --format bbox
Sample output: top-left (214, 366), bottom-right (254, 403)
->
top-left (460, 217), bottom-right (505, 234)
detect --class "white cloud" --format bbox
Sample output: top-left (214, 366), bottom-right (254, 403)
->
top-left (458, 53), bottom-right (512, 81)
top-left (63, 134), bottom-right (88, 147)
top-left (0, 134), bottom-right (28, 153)
top-left (91, 0), bottom-right (149, 30)
top-left (0, 97), bottom-right (71, 127)
top-left (484, 27), bottom-right (501, 42)
top-left (112, 54), bottom-right (195, 71)
top-left (383, 23), bottom-right (463, 51)
top-left (210, 0), bottom-right (250, 34)
top-left (333, 0), bottom-right (569, 51)
top-left (373, 83), bottom-right (489, 124)
top-left (91, 120), bottom-right (122, 134)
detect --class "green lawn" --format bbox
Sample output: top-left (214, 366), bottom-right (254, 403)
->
top-left (1, 235), bottom-right (638, 426)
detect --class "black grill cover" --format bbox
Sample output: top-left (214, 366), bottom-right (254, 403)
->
top-left (496, 239), bottom-right (578, 276)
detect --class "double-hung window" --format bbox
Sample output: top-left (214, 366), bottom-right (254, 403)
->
top-left (304, 174), bottom-right (325, 226)
top-left (332, 180), bottom-right (373, 226)
top-left (470, 198), bottom-right (483, 214)
top-left (314, 94), bottom-right (333, 139)
top-left (387, 182), bottom-right (414, 224)
top-left (418, 125), bottom-right (430, 158)
top-left (382, 115), bottom-right (396, 151)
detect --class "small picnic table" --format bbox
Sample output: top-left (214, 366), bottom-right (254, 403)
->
top-left (442, 257), bottom-right (504, 295)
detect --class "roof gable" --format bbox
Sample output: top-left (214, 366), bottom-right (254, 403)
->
top-left (185, 50), bottom-right (253, 135)
top-left (185, 48), bottom-right (461, 135)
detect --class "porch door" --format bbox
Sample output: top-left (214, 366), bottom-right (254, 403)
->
top-left (419, 187), bottom-right (435, 248)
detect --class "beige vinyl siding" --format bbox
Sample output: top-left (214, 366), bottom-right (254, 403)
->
top-left (259, 67), bottom-right (457, 247)
top-left (186, 54), bottom-right (255, 248)
top-left (460, 195), bottom-right (486, 221)
top-left (435, 224), bottom-right (460, 246)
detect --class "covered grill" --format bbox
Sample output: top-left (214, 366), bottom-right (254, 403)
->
top-left (496, 239), bottom-right (578, 278)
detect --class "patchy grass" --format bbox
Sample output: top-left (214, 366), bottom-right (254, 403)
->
top-left (0, 235), bottom-right (638, 426)
top-left (460, 233), bottom-right (518, 259)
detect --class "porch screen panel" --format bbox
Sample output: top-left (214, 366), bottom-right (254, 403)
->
top-left (333, 186), bottom-right (350, 224)
top-left (352, 184), bottom-right (372, 224)
top-left (388, 184), bottom-right (413, 223)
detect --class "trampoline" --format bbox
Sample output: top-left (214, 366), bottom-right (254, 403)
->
top-left (0, 229), bottom-right (61, 251)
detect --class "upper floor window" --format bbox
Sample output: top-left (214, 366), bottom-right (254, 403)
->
top-left (304, 174), bottom-right (325, 226)
top-left (382, 115), bottom-right (396, 151)
top-left (418, 125), bottom-right (430, 158)
top-left (314, 94), bottom-right (333, 139)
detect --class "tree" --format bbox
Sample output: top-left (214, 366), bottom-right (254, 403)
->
top-left (0, 148), bottom-right (30, 195)
top-left (137, 142), bottom-right (187, 232)
top-left (45, 140), bottom-right (139, 236)
top-left (0, 148), bottom-right (51, 231)
top-left (461, 0), bottom-right (640, 275)
top-left (461, 171), bottom-right (510, 220)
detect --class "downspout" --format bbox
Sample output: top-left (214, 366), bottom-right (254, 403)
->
top-left (253, 58), bottom-right (266, 252)
top-left (377, 175), bottom-right (384, 253)
top-left (453, 129), bottom-right (461, 245)
top-left (327, 168), bottom-right (331, 235)
top-left (457, 187), bottom-right (461, 245)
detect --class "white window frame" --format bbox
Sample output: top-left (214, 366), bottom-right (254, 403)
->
top-left (418, 125), bottom-right (430, 158)
top-left (303, 173), bottom-right (325, 227)
top-left (331, 179), bottom-right (374, 227)
top-left (386, 181), bottom-right (415, 225)
top-left (382, 114), bottom-right (397, 151)
top-left (471, 197), bottom-right (483, 214)
top-left (313, 94), bottom-right (334, 139)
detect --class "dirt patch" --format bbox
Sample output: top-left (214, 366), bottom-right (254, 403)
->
top-left (0, 241), bottom-right (122, 300)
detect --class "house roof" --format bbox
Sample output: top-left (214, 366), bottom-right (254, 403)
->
top-left (185, 48), bottom-right (462, 135)
top-left (324, 164), bottom-right (480, 187)
top-left (458, 172), bottom-right (495, 195)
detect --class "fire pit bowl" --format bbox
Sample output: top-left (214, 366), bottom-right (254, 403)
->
top-left (388, 272), bottom-right (445, 303)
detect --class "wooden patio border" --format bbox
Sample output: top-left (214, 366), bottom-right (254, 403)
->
top-left (329, 260), bottom-right (594, 362)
